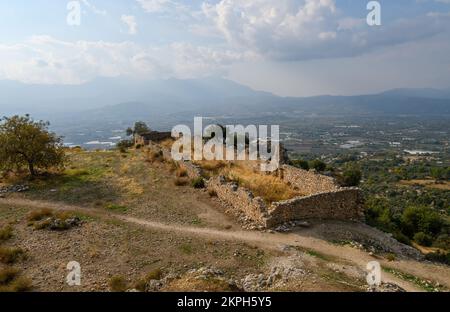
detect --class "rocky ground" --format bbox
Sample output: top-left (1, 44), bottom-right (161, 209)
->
top-left (0, 149), bottom-right (449, 292)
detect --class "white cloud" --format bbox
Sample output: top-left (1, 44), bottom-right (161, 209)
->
top-left (136, 0), bottom-right (171, 13)
top-left (0, 36), bottom-right (248, 84)
top-left (170, 42), bottom-right (254, 78)
top-left (200, 0), bottom-right (450, 61)
top-left (121, 15), bottom-right (138, 35)
top-left (80, 0), bottom-right (107, 15)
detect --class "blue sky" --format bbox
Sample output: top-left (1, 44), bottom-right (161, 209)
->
top-left (1, 0), bottom-right (450, 96)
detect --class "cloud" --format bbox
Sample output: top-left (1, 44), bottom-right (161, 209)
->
top-left (136, 0), bottom-right (171, 13)
top-left (121, 15), bottom-right (138, 35)
top-left (170, 42), bottom-right (254, 78)
top-left (80, 0), bottom-right (107, 15)
top-left (200, 0), bottom-right (450, 61)
top-left (0, 36), bottom-right (248, 84)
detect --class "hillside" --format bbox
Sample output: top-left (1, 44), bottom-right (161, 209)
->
top-left (1, 148), bottom-right (449, 292)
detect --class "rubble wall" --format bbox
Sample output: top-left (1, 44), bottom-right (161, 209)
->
top-left (266, 188), bottom-right (364, 228)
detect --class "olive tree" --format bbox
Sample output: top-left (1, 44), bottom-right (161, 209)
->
top-left (0, 115), bottom-right (65, 176)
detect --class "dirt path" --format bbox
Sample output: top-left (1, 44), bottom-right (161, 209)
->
top-left (3, 197), bottom-right (450, 291)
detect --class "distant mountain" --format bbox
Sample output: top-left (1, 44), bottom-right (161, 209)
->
top-left (380, 88), bottom-right (450, 99)
top-left (0, 77), bottom-right (271, 118)
top-left (1, 77), bottom-right (449, 125)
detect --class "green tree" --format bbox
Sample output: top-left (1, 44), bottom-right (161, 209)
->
top-left (291, 159), bottom-right (310, 171)
top-left (401, 206), bottom-right (443, 238)
top-left (430, 167), bottom-right (446, 182)
top-left (127, 121), bottom-right (150, 137)
top-left (310, 159), bottom-right (326, 172)
top-left (0, 115), bottom-right (65, 176)
top-left (339, 167), bottom-right (362, 187)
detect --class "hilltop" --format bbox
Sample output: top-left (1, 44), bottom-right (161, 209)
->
top-left (1, 147), bottom-right (449, 292)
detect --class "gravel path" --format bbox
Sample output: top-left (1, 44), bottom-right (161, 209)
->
top-left (3, 197), bottom-right (450, 291)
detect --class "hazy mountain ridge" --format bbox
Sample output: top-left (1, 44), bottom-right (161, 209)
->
top-left (1, 78), bottom-right (450, 124)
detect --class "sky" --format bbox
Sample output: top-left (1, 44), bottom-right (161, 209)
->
top-left (1, 0), bottom-right (450, 96)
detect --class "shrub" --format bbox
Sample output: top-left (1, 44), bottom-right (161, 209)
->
top-left (393, 232), bottom-right (411, 245)
top-left (117, 140), bottom-right (133, 153)
top-left (337, 167), bottom-right (362, 187)
top-left (195, 160), bottom-right (227, 173)
top-left (0, 247), bottom-right (26, 264)
top-left (413, 232), bottom-right (433, 247)
top-left (6, 276), bottom-right (33, 292)
top-left (27, 208), bottom-right (54, 222)
top-left (191, 177), bottom-right (206, 189)
top-left (148, 150), bottom-right (164, 162)
top-left (0, 225), bottom-right (13, 242)
top-left (174, 178), bottom-right (189, 186)
top-left (433, 234), bottom-right (450, 250)
top-left (176, 167), bottom-right (188, 178)
top-left (425, 251), bottom-right (450, 265)
top-left (401, 206), bottom-right (443, 238)
top-left (0, 267), bottom-right (20, 285)
top-left (109, 276), bottom-right (128, 292)
top-left (179, 244), bottom-right (193, 254)
top-left (291, 159), bottom-right (310, 171)
top-left (208, 189), bottom-right (218, 197)
top-left (105, 204), bottom-right (128, 213)
top-left (145, 268), bottom-right (162, 281)
top-left (309, 159), bottom-right (327, 172)
top-left (385, 253), bottom-right (397, 262)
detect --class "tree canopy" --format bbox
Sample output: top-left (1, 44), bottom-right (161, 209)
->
top-left (126, 121), bottom-right (150, 136)
top-left (0, 115), bottom-right (65, 176)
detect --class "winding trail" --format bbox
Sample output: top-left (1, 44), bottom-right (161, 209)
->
top-left (2, 197), bottom-right (450, 292)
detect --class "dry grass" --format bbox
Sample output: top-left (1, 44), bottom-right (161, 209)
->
top-left (398, 179), bottom-right (450, 191)
top-left (0, 267), bottom-right (19, 285)
top-left (26, 208), bottom-right (54, 222)
top-left (26, 209), bottom-right (78, 230)
top-left (160, 138), bottom-right (175, 150)
top-left (147, 150), bottom-right (164, 163)
top-left (0, 247), bottom-right (26, 264)
top-left (0, 276), bottom-right (33, 292)
top-left (0, 225), bottom-right (13, 242)
top-left (176, 167), bottom-right (188, 178)
top-left (109, 275), bottom-right (128, 292)
top-left (0, 267), bottom-right (32, 292)
top-left (194, 160), bottom-right (229, 173)
top-left (174, 177), bottom-right (189, 186)
top-left (133, 268), bottom-right (163, 291)
top-left (224, 166), bottom-right (300, 203)
top-left (115, 177), bottom-right (144, 195)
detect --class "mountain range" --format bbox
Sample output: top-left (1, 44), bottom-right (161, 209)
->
top-left (1, 77), bottom-right (449, 127)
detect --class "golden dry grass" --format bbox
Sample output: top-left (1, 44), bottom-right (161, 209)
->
top-left (176, 167), bottom-right (188, 178)
top-left (0, 225), bottom-right (13, 242)
top-left (224, 165), bottom-right (301, 203)
top-left (194, 160), bottom-right (229, 173)
top-left (174, 177), bottom-right (189, 186)
top-left (398, 180), bottom-right (450, 191)
top-left (160, 138), bottom-right (175, 150)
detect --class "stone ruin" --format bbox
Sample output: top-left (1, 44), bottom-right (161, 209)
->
top-left (208, 165), bottom-right (364, 228)
top-left (144, 141), bottom-right (365, 229)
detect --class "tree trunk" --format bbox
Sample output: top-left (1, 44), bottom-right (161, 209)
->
top-left (28, 162), bottom-right (36, 176)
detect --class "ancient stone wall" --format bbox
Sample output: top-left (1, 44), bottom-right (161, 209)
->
top-left (277, 165), bottom-right (339, 194)
top-left (265, 188), bottom-right (364, 227)
top-left (208, 177), bottom-right (268, 225)
top-left (147, 143), bottom-right (202, 179)
top-left (145, 141), bottom-right (364, 228)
